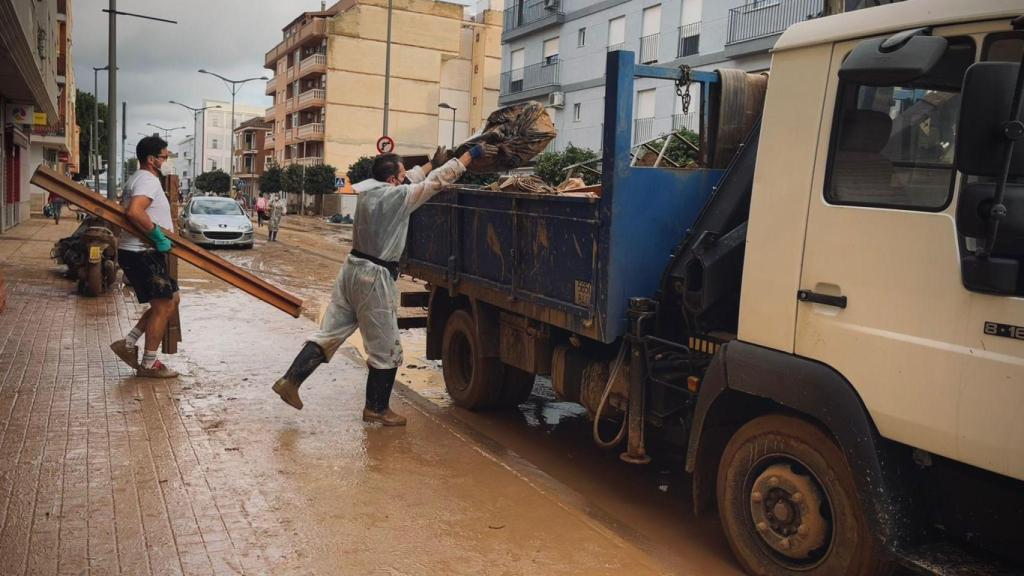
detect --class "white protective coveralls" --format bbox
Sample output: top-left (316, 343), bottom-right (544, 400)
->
top-left (307, 158), bottom-right (466, 368)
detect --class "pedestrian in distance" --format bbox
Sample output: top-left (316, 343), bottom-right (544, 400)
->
top-left (109, 135), bottom-right (180, 378)
top-left (272, 143), bottom-right (495, 425)
top-left (255, 192), bottom-right (268, 228)
top-left (47, 191), bottom-right (64, 224)
top-left (267, 193), bottom-right (286, 242)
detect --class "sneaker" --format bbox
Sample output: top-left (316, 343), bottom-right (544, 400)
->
top-left (272, 378), bottom-right (303, 410)
top-left (362, 408), bottom-right (407, 427)
top-left (136, 360), bottom-right (179, 379)
top-left (110, 339), bottom-right (139, 369)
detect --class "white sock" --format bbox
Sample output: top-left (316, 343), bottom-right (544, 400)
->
top-left (125, 327), bottom-right (143, 348)
top-left (141, 350), bottom-right (157, 369)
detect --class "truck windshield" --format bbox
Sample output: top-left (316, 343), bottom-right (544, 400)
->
top-left (827, 38), bottom-right (975, 211)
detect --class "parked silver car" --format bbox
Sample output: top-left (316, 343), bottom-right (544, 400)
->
top-left (180, 196), bottom-right (254, 249)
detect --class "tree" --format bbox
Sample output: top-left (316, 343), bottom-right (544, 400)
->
top-left (75, 90), bottom-right (109, 178)
top-left (459, 171), bottom-right (499, 187)
top-left (125, 158), bottom-right (138, 178)
top-left (195, 169), bottom-right (230, 194)
top-left (282, 164), bottom-right (305, 193)
top-left (347, 156), bottom-right (374, 184)
top-left (640, 128), bottom-right (700, 168)
top-left (260, 163), bottom-right (284, 195)
top-left (304, 164), bottom-right (338, 195)
top-left (533, 144), bottom-right (600, 186)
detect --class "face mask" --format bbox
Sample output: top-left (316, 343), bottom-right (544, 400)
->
top-left (401, 176), bottom-right (411, 185)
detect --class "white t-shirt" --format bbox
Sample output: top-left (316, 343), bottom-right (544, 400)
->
top-left (120, 170), bottom-right (174, 252)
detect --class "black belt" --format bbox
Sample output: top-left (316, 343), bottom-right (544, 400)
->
top-left (350, 249), bottom-right (399, 280)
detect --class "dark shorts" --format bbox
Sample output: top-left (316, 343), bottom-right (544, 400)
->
top-left (118, 249), bottom-right (179, 304)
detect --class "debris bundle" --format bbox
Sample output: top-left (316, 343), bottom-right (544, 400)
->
top-left (455, 102), bottom-right (556, 173)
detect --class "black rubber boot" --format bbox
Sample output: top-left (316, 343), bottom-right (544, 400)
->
top-left (272, 341), bottom-right (327, 410)
top-left (362, 367), bottom-right (405, 426)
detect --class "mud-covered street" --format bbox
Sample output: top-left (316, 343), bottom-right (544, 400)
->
top-left (0, 216), bottom-right (743, 575)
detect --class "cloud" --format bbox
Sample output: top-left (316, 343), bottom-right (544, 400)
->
top-left (72, 0), bottom-right (475, 158)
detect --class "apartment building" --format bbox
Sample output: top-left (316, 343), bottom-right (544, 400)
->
top-left (29, 0), bottom-right (80, 212)
top-left (197, 99), bottom-right (264, 174)
top-left (1, 0), bottom-right (65, 231)
top-left (499, 0), bottom-right (900, 152)
top-left (262, 0), bottom-right (503, 175)
top-left (232, 117), bottom-right (272, 198)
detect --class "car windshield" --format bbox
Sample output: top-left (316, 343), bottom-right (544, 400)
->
top-left (191, 200), bottom-right (243, 216)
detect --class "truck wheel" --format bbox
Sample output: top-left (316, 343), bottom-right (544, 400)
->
top-left (441, 310), bottom-right (501, 410)
top-left (716, 415), bottom-right (891, 576)
top-left (497, 366), bottom-right (534, 408)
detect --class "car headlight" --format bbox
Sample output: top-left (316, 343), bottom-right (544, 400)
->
top-left (243, 223), bottom-right (253, 231)
top-left (189, 222), bottom-right (207, 231)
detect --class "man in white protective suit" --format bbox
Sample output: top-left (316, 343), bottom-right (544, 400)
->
top-left (271, 142), bottom-right (496, 425)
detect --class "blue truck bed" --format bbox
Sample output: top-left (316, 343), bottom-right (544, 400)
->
top-left (403, 51), bottom-right (725, 344)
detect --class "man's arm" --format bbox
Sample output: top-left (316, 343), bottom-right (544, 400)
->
top-left (404, 149), bottom-right (476, 212)
top-left (409, 146), bottom-right (449, 183)
top-left (126, 195), bottom-right (155, 233)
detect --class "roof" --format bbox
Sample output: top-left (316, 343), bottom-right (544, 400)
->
top-left (234, 117), bottom-right (272, 132)
top-left (774, 0), bottom-right (1022, 53)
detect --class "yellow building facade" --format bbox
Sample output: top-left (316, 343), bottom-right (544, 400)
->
top-left (263, 0), bottom-right (503, 176)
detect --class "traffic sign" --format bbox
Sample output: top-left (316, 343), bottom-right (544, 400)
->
top-left (376, 135), bottom-right (395, 154)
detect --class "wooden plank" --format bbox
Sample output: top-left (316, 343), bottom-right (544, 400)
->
top-left (30, 166), bottom-right (303, 318)
top-left (162, 174), bottom-right (182, 354)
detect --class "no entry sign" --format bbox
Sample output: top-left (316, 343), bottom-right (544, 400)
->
top-left (376, 135), bottom-right (395, 154)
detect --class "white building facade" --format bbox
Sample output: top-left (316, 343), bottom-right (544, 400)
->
top-left (196, 99), bottom-right (264, 174)
top-left (499, 0), bottom-right (897, 153)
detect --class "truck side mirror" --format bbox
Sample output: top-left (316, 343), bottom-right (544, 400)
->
top-left (954, 61), bottom-right (1024, 295)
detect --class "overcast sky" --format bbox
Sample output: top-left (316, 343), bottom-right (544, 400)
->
top-left (72, 0), bottom-right (474, 160)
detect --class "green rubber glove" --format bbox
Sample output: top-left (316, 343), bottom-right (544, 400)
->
top-left (147, 225), bottom-right (173, 253)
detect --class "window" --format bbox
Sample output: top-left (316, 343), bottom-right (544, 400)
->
top-left (543, 37), bottom-right (559, 65)
top-left (826, 39), bottom-right (975, 211)
top-left (210, 159), bottom-right (217, 170)
top-left (573, 102), bottom-right (581, 122)
top-left (983, 31), bottom-right (1024, 63)
top-left (211, 138), bottom-right (218, 150)
top-left (608, 16), bottom-right (625, 48)
top-left (509, 48), bottom-right (525, 92)
top-left (212, 115), bottom-right (220, 128)
top-left (577, 27), bottom-right (586, 48)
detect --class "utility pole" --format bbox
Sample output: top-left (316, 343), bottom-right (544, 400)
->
top-left (171, 102), bottom-right (220, 192)
top-left (92, 65), bottom-right (109, 194)
top-left (121, 101), bottom-right (127, 188)
top-left (107, 0), bottom-right (116, 198)
top-left (383, 0), bottom-right (393, 136)
top-left (198, 70), bottom-right (268, 201)
top-left (100, 4), bottom-right (176, 198)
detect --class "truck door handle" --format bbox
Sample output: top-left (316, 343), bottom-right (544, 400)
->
top-left (797, 290), bottom-right (847, 309)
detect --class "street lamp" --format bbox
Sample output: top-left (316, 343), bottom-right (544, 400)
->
top-left (438, 102), bottom-right (457, 149)
top-left (146, 123), bottom-right (185, 140)
top-left (198, 69), bottom-right (267, 198)
top-left (170, 100), bottom-right (221, 191)
top-left (92, 65), bottom-right (110, 194)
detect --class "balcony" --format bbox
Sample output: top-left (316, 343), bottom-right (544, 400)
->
top-left (500, 61), bottom-right (559, 97)
top-left (265, 104), bottom-right (276, 118)
top-left (295, 157), bottom-right (324, 167)
top-left (264, 134), bottom-right (275, 149)
top-left (298, 53), bottom-right (326, 78)
top-left (265, 76), bottom-right (277, 95)
top-left (727, 0), bottom-right (824, 45)
top-left (297, 88), bottom-right (325, 111)
top-left (639, 33), bottom-right (660, 64)
top-left (297, 123), bottom-right (324, 140)
top-left (286, 97), bottom-right (295, 113)
top-left (633, 117), bottom-right (655, 144)
top-left (503, 0), bottom-right (564, 42)
top-left (265, 17), bottom-right (327, 68)
top-left (607, 42), bottom-right (624, 52)
top-left (673, 112), bottom-right (699, 133)
top-left (677, 22), bottom-right (701, 57)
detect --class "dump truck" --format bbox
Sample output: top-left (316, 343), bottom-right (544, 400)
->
top-left (401, 1), bottom-right (1024, 574)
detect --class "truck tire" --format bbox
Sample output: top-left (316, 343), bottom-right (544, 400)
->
top-left (441, 310), bottom-right (502, 410)
top-left (716, 415), bottom-right (891, 576)
top-left (497, 366), bottom-right (534, 408)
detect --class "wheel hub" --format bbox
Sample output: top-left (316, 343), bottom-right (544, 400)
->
top-left (749, 463), bottom-right (829, 561)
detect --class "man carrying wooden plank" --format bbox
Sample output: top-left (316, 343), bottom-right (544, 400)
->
top-left (271, 143), bottom-right (495, 425)
top-left (109, 136), bottom-right (180, 378)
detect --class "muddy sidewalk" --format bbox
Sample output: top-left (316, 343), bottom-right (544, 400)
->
top-left (0, 218), bottom-right (675, 575)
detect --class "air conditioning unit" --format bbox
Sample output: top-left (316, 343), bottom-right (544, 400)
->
top-left (543, 0), bottom-right (558, 10)
top-left (548, 91), bottom-right (565, 108)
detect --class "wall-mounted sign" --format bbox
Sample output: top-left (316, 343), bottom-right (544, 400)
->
top-left (7, 105), bottom-right (34, 125)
